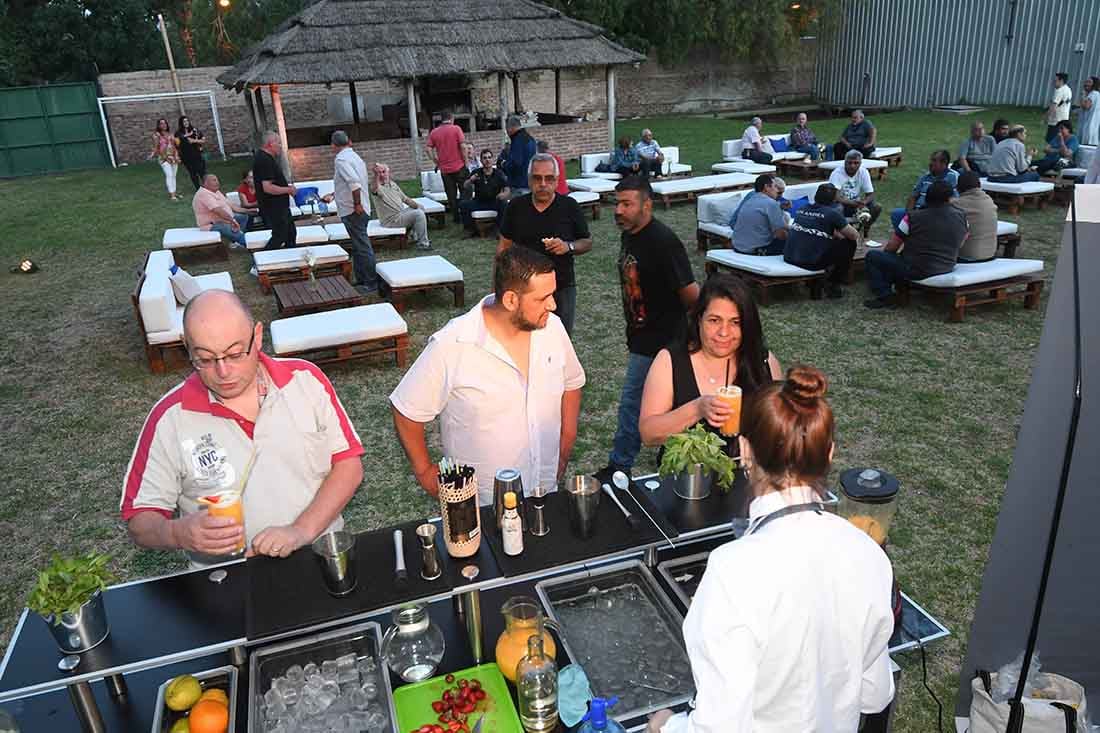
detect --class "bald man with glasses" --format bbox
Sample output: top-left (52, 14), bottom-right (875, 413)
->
top-left (121, 290), bottom-right (364, 567)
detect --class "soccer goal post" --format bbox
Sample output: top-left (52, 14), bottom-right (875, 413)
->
top-left (97, 89), bottom-right (227, 168)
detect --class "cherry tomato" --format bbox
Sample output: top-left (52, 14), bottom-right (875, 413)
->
top-left (474, 689), bottom-right (486, 701)
top-left (444, 674), bottom-right (455, 684)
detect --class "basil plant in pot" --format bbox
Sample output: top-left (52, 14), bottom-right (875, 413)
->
top-left (659, 424), bottom-right (738, 501)
top-left (27, 552), bottom-right (115, 653)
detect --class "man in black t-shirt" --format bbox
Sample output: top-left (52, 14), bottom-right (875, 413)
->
top-left (459, 148), bottom-right (510, 236)
top-left (499, 153), bottom-right (592, 335)
top-left (252, 132), bottom-right (298, 250)
top-left (598, 176), bottom-right (699, 480)
top-left (783, 183), bottom-right (860, 298)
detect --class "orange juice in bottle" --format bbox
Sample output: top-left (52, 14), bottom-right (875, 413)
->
top-left (199, 491), bottom-right (245, 554)
top-left (716, 385), bottom-right (742, 437)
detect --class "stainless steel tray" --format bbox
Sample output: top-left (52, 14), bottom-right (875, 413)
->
top-left (247, 619), bottom-right (397, 733)
top-left (536, 559), bottom-right (694, 721)
top-left (151, 665), bottom-right (238, 733)
top-left (655, 551), bottom-right (711, 611)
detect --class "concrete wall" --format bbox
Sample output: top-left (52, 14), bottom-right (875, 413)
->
top-left (98, 43), bottom-right (816, 171)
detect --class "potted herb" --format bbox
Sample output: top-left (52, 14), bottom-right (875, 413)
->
top-left (659, 424), bottom-right (738, 500)
top-left (28, 552), bottom-right (114, 653)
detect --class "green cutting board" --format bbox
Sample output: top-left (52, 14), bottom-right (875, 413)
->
top-left (392, 663), bottom-right (523, 733)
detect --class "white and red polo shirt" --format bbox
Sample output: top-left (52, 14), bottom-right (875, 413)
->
top-left (121, 353), bottom-right (363, 565)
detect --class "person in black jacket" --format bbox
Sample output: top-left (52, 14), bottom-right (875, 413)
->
top-left (175, 115), bottom-right (207, 192)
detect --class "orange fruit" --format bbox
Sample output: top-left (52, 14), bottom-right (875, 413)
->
top-left (199, 688), bottom-right (229, 707)
top-left (187, 699), bottom-right (229, 733)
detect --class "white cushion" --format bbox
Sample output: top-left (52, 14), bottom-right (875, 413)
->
top-left (226, 191), bottom-right (242, 207)
top-left (162, 228), bottom-right (221, 250)
top-left (712, 161), bottom-right (776, 174)
top-left (295, 225), bottom-right (330, 245)
top-left (420, 171), bottom-right (445, 194)
top-left (252, 243), bottom-right (349, 273)
top-left (1077, 145), bottom-right (1096, 169)
top-left (996, 221), bottom-right (1018, 236)
top-left (1057, 167), bottom-right (1087, 179)
top-left (146, 249), bottom-right (175, 271)
top-left (580, 171), bottom-right (623, 180)
top-left (566, 178), bottom-right (616, 194)
top-left (369, 220), bottom-right (407, 237)
top-left (721, 139), bottom-right (743, 161)
top-left (169, 268), bottom-right (202, 304)
top-left (782, 182), bottom-right (824, 201)
top-left (869, 146), bottom-right (903, 158)
top-left (705, 250), bottom-right (824, 276)
top-left (771, 151), bottom-right (811, 161)
top-left (425, 192), bottom-right (449, 204)
top-left (979, 179), bottom-right (1055, 195)
top-left (817, 159), bottom-right (888, 171)
top-left (139, 268), bottom-right (176, 334)
top-left (145, 272), bottom-right (233, 343)
top-left (296, 179), bottom-right (335, 199)
top-left (699, 221), bottom-right (733, 240)
top-left (580, 153), bottom-right (610, 174)
top-left (652, 173), bottom-right (754, 196)
top-left (413, 197), bottom-right (446, 214)
top-left (270, 303), bottom-right (408, 354)
top-left (289, 205), bottom-right (303, 218)
top-left (245, 230), bottom-right (271, 251)
top-left (697, 190), bottom-right (748, 225)
top-left (666, 163), bottom-right (693, 176)
top-left (376, 256), bottom-right (462, 288)
top-left (471, 210), bottom-right (498, 220)
top-left (569, 191), bottom-right (600, 204)
top-left (325, 223), bottom-right (349, 241)
top-left (913, 258), bottom-right (1043, 288)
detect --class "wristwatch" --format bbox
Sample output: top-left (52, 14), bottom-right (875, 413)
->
top-left (566, 241), bottom-right (575, 253)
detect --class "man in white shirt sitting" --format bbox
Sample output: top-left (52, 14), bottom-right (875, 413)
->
top-left (634, 128), bottom-right (665, 179)
top-left (740, 117), bottom-right (774, 164)
top-left (827, 150), bottom-right (882, 236)
top-left (389, 246), bottom-right (586, 505)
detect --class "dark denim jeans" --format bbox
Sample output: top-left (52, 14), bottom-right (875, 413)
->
top-left (988, 172), bottom-right (1041, 183)
top-left (608, 352), bottom-right (657, 470)
top-left (341, 212), bottom-right (377, 290)
top-left (792, 144), bottom-right (820, 161)
top-left (865, 249), bottom-right (914, 298)
top-left (555, 285), bottom-right (577, 337)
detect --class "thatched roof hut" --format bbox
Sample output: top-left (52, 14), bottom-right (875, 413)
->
top-left (217, 0), bottom-right (643, 88)
top-left (217, 0), bottom-right (643, 175)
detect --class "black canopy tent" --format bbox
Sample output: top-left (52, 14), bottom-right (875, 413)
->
top-left (957, 187), bottom-right (1100, 723)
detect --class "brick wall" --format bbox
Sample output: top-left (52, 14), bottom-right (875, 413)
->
top-left (286, 120), bottom-right (609, 181)
top-left (98, 40), bottom-right (816, 170)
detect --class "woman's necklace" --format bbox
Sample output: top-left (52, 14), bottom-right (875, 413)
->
top-left (699, 354), bottom-right (731, 385)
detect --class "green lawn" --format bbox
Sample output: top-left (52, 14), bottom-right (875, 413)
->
top-left (0, 107), bottom-right (1065, 730)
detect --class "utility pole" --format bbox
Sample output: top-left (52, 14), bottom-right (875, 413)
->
top-left (157, 14), bottom-right (186, 116)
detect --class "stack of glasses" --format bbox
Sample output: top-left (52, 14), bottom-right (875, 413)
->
top-left (259, 654), bottom-right (391, 732)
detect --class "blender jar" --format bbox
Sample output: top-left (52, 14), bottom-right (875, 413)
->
top-left (837, 468), bottom-right (899, 546)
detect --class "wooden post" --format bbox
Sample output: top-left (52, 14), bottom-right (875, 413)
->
top-left (253, 87), bottom-right (269, 131)
top-left (406, 78), bottom-right (422, 173)
top-left (349, 82), bottom-right (360, 126)
top-left (606, 66), bottom-right (617, 152)
top-left (270, 84), bottom-right (292, 181)
top-left (512, 73), bottom-right (521, 114)
top-left (498, 72), bottom-right (508, 144)
top-left (243, 88), bottom-right (261, 149)
top-left (554, 69), bottom-right (562, 115)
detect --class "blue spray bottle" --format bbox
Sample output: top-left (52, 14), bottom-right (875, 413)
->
top-left (577, 696), bottom-right (626, 733)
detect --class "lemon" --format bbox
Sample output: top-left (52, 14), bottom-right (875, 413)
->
top-left (168, 717), bottom-right (190, 733)
top-left (199, 688), bottom-right (229, 707)
top-left (164, 674), bottom-right (203, 711)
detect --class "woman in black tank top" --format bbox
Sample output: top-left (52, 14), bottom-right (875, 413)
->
top-left (639, 273), bottom-right (781, 455)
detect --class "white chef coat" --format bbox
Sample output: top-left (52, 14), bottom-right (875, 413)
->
top-left (389, 294), bottom-right (585, 505)
top-left (662, 489), bottom-right (896, 733)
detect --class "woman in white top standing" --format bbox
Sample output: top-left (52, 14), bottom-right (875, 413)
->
top-left (649, 366), bottom-right (896, 733)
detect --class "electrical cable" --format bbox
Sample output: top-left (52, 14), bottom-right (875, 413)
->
top-left (917, 636), bottom-right (945, 733)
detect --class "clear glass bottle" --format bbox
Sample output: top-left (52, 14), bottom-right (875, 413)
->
top-left (380, 603), bottom-right (446, 682)
top-left (515, 634), bottom-right (558, 732)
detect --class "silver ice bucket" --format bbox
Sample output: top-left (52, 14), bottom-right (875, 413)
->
top-left (673, 463), bottom-right (713, 501)
top-left (42, 589), bottom-right (110, 653)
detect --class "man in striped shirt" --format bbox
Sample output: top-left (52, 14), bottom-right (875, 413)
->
top-left (120, 290), bottom-right (364, 567)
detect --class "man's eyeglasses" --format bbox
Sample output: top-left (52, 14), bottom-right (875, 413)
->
top-left (190, 331), bottom-right (256, 370)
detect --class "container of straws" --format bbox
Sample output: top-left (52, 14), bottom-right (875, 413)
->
top-left (437, 458), bottom-right (482, 559)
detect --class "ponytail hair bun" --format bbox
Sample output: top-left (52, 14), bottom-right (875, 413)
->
top-left (781, 365), bottom-right (828, 407)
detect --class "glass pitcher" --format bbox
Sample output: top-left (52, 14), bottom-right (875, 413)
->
top-left (380, 603), bottom-right (446, 682)
top-left (495, 595), bottom-right (560, 683)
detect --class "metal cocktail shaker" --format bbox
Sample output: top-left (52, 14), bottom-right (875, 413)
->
top-left (494, 468), bottom-right (527, 531)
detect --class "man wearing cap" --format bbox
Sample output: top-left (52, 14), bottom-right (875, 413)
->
top-left (121, 290), bottom-right (364, 566)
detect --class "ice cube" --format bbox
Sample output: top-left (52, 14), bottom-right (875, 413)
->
top-left (337, 666), bottom-right (359, 685)
top-left (316, 680), bottom-right (339, 711)
top-left (302, 662), bottom-right (319, 678)
top-left (346, 686), bottom-right (370, 710)
top-left (346, 710), bottom-right (370, 732)
top-left (264, 687), bottom-right (284, 707)
top-left (264, 696), bottom-right (288, 719)
top-left (366, 711), bottom-right (389, 729)
top-left (360, 679), bottom-right (378, 700)
top-left (321, 659), bottom-right (339, 681)
top-left (285, 664), bottom-right (304, 683)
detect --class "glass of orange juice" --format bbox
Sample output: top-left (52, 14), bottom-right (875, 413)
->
top-left (199, 491), bottom-right (245, 555)
top-left (716, 385), bottom-right (742, 437)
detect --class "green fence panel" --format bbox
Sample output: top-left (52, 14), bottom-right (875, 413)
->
top-left (0, 82), bottom-right (110, 178)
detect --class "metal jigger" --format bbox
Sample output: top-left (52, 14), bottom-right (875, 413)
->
top-left (416, 523), bottom-right (443, 581)
top-left (529, 485), bottom-right (550, 537)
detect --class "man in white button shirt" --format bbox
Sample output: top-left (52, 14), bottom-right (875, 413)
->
top-left (331, 130), bottom-right (376, 294)
top-left (390, 246), bottom-right (585, 504)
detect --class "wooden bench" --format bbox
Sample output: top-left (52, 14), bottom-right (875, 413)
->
top-left (569, 191), bottom-right (601, 220)
top-left (269, 303), bottom-right (410, 367)
top-left (369, 220), bottom-right (409, 249)
top-left (894, 259), bottom-right (1045, 322)
top-left (651, 174), bottom-right (755, 210)
top-left (776, 158), bottom-right (828, 181)
top-left (471, 210), bottom-right (498, 238)
top-left (870, 147), bottom-right (904, 168)
top-left (376, 256), bottom-right (465, 314)
top-left (981, 180), bottom-right (1055, 215)
top-left (704, 250), bottom-right (826, 305)
top-left (162, 228), bottom-right (228, 263)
